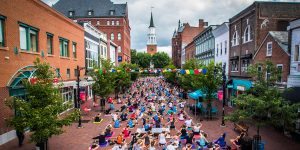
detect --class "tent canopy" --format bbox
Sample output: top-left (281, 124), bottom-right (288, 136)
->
top-left (188, 89), bottom-right (204, 99)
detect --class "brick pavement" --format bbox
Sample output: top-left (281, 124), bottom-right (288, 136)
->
top-left (1, 90), bottom-right (300, 150)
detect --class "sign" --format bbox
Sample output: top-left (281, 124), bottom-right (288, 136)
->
top-left (237, 86), bottom-right (245, 91)
top-left (227, 85), bottom-right (233, 88)
top-left (218, 90), bottom-right (223, 101)
top-left (118, 56), bottom-right (122, 62)
top-left (80, 92), bottom-right (86, 101)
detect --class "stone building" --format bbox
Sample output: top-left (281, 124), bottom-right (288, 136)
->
top-left (253, 31), bottom-right (290, 88)
top-left (0, 0), bottom-right (84, 144)
top-left (229, 1), bottom-right (300, 84)
top-left (53, 0), bottom-right (131, 63)
top-left (195, 25), bottom-right (218, 66)
top-left (172, 19), bottom-right (206, 68)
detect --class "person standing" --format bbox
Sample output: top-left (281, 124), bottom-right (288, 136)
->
top-left (16, 130), bottom-right (25, 147)
top-left (100, 97), bottom-right (106, 112)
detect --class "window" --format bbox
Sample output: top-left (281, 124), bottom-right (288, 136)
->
top-left (19, 23), bottom-right (39, 52)
top-left (224, 41), bottom-right (227, 54)
top-left (112, 21), bottom-right (115, 26)
top-left (56, 68), bottom-right (60, 77)
top-left (116, 21), bottom-right (120, 26)
top-left (243, 25), bottom-right (251, 43)
top-left (0, 16), bottom-right (5, 47)
top-left (241, 59), bottom-right (250, 72)
top-left (74, 69), bottom-right (78, 77)
top-left (47, 33), bottom-right (53, 55)
top-left (294, 45), bottom-right (299, 61)
top-left (59, 37), bottom-right (69, 57)
top-left (67, 68), bottom-right (70, 78)
top-left (118, 46), bottom-right (121, 53)
top-left (110, 33), bottom-right (114, 41)
top-left (231, 60), bottom-right (239, 71)
top-left (86, 41), bottom-right (99, 69)
top-left (267, 42), bottom-right (272, 56)
top-left (110, 10), bottom-right (115, 15)
top-left (69, 11), bottom-right (74, 17)
top-left (88, 10), bottom-right (93, 16)
top-left (220, 42), bottom-right (222, 55)
top-left (277, 64), bottom-right (283, 83)
top-left (60, 87), bottom-right (73, 104)
top-left (72, 42), bottom-right (77, 58)
top-left (216, 44), bottom-right (218, 56)
top-left (107, 21), bottom-right (110, 26)
top-left (97, 21), bottom-right (100, 25)
top-left (232, 31), bottom-right (238, 46)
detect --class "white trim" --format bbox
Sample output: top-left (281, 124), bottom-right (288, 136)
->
top-left (0, 130), bottom-right (16, 145)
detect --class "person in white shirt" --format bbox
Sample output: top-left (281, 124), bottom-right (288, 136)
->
top-left (193, 123), bottom-right (202, 135)
top-left (185, 117), bottom-right (193, 128)
top-left (158, 132), bottom-right (167, 146)
top-left (179, 102), bottom-right (185, 108)
top-left (168, 102), bottom-right (173, 108)
top-left (166, 142), bottom-right (178, 150)
top-left (178, 113), bottom-right (185, 121)
top-left (112, 113), bottom-right (118, 122)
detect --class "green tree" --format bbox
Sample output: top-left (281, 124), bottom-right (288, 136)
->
top-left (152, 52), bottom-right (171, 68)
top-left (162, 64), bottom-right (177, 84)
top-left (113, 63), bottom-right (132, 95)
top-left (136, 52), bottom-right (152, 68)
top-left (226, 61), bottom-right (300, 142)
top-left (5, 58), bottom-right (79, 150)
top-left (179, 59), bottom-right (203, 91)
top-left (90, 59), bottom-right (115, 99)
top-left (130, 49), bottom-right (138, 64)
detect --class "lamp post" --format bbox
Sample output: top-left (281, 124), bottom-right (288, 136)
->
top-left (76, 65), bottom-right (85, 128)
top-left (221, 63), bottom-right (226, 127)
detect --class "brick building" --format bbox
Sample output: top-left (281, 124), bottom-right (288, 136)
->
top-left (53, 0), bottom-right (131, 63)
top-left (0, 0), bottom-right (84, 144)
top-left (253, 31), bottom-right (290, 88)
top-left (185, 41), bottom-right (195, 61)
top-left (229, 1), bottom-right (300, 85)
top-left (172, 19), bottom-right (206, 68)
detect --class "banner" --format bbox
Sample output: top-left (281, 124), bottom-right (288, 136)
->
top-left (93, 68), bottom-right (208, 75)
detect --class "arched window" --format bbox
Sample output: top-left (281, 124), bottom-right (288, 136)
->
top-left (232, 31), bottom-right (238, 46)
top-left (243, 25), bottom-right (251, 43)
top-left (110, 33), bottom-right (114, 41)
top-left (117, 33), bottom-right (121, 40)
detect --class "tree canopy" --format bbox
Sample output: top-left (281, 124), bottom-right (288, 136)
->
top-left (152, 52), bottom-right (171, 68)
top-left (130, 50), bottom-right (171, 68)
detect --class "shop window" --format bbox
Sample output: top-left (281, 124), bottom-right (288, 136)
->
top-left (60, 87), bottom-right (74, 104)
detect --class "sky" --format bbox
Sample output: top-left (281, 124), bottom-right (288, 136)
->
top-left (42, 0), bottom-right (300, 56)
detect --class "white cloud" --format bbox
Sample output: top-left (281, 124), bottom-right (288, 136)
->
top-left (43, 0), bottom-right (300, 51)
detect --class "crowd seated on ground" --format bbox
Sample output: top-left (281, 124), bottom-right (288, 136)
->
top-left (89, 77), bottom-right (237, 150)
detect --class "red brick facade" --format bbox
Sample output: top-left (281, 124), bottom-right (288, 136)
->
top-left (229, 2), bottom-right (300, 79)
top-left (0, 0), bottom-right (84, 135)
top-left (253, 32), bottom-right (290, 84)
top-left (185, 41), bottom-right (195, 61)
top-left (147, 45), bottom-right (157, 55)
top-left (76, 17), bottom-right (131, 63)
top-left (172, 19), bottom-right (206, 67)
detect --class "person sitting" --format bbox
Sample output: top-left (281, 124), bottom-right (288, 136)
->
top-left (185, 132), bottom-right (194, 145)
top-left (105, 103), bottom-right (115, 115)
top-left (114, 119), bottom-right (121, 128)
top-left (142, 132), bottom-right (151, 148)
top-left (128, 105), bottom-right (134, 112)
top-left (105, 124), bottom-right (113, 137)
top-left (94, 113), bottom-right (102, 123)
top-left (178, 112), bottom-right (185, 121)
top-left (168, 118), bottom-right (176, 130)
top-left (180, 125), bottom-right (188, 138)
top-left (171, 105), bottom-right (177, 113)
top-left (193, 123), bottom-right (202, 135)
top-left (185, 117), bottom-right (193, 129)
top-left (115, 133), bottom-right (125, 145)
top-left (230, 132), bottom-right (246, 149)
top-left (117, 97), bottom-right (122, 104)
top-left (144, 122), bottom-right (151, 132)
top-left (120, 112), bottom-right (128, 121)
top-left (122, 125), bottom-right (131, 137)
top-left (214, 133), bottom-right (227, 148)
top-left (130, 112), bottom-right (137, 120)
top-left (196, 133), bottom-right (208, 148)
top-left (158, 131), bottom-right (167, 146)
top-left (108, 97), bottom-right (113, 104)
top-left (92, 132), bottom-right (107, 146)
top-left (128, 118), bottom-right (135, 128)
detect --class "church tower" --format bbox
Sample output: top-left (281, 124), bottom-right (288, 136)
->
top-left (147, 11), bottom-right (157, 55)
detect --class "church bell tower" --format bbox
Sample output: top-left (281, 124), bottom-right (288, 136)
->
top-left (147, 11), bottom-right (157, 55)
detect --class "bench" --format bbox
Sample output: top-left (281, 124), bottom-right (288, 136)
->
top-left (233, 122), bottom-right (249, 134)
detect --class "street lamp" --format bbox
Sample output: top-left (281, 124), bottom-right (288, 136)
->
top-left (76, 65), bottom-right (85, 128)
top-left (221, 63), bottom-right (226, 127)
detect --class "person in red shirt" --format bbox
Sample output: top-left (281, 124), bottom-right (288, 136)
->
top-left (122, 125), bottom-right (131, 137)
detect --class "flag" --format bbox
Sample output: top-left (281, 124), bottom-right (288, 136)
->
top-left (186, 70), bottom-right (190, 74)
top-left (180, 70), bottom-right (186, 74)
top-left (202, 69), bottom-right (207, 75)
top-left (190, 70), bottom-right (195, 75)
top-left (194, 69), bottom-right (199, 75)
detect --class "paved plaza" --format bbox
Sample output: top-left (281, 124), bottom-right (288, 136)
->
top-left (1, 77), bottom-right (300, 150)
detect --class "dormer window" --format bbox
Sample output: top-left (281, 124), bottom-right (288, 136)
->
top-left (69, 11), bottom-right (74, 17)
top-left (88, 10), bottom-right (93, 16)
top-left (110, 10), bottom-right (115, 15)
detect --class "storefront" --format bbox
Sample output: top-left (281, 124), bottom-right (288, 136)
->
top-left (227, 79), bottom-right (252, 106)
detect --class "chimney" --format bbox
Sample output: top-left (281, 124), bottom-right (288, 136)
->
top-left (199, 19), bottom-right (208, 28)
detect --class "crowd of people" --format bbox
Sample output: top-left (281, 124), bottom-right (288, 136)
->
top-left (89, 77), bottom-right (235, 150)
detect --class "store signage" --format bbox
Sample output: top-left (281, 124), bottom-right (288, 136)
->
top-left (237, 86), bottom-right (245, 91)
